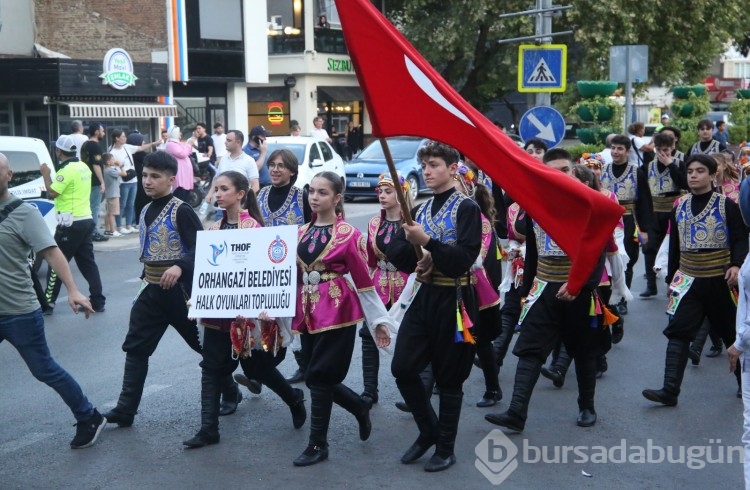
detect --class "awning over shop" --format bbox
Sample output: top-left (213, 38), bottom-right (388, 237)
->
top-left (58, 102), bottom-right (178, 119)
top-left (316, 86), bottom-right (363, 101)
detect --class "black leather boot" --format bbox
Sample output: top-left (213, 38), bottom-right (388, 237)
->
top-left (493, 312), bottom-right (516, 368)
top-left (261, 367), bottom-right (306, 429)
top-left (397, 375), bottom-right (438, 464)
top-left (643, 338), bottom-right (689, 406)
top-left (104, 353), bottom-right (148, 427)
top-left (218, 374), bottom-right (242, 416)
top-left (424, 390), bottom-right (463, 472)
top-left (689, 319), bottom-right (711, 363)
top-left (575, 356), bottom-right (598, 427)
top-left (640, 264), bottom-right (658, 297)
top-left (541, 344), bottom-right (571, 388)
top-left (234, 373), bottom-right (262, 395)
top-left (360, 330), bottom-right (380, 405)
top-left (286, 349), bottom-right (306, 384)
top-left (476, 334), bottom-right (501, 407)
top-left (332, 383), bottom-right (371, 441)
top-left (610, 309), bottom-right (624, 344)
top-left (183, 370), bottom-right (221, 447)
top-left (293, 384), bottom-right (331, 467)
top-left (485, 357), bottom-right (543, 433)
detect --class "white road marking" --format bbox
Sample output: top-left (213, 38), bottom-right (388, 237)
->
top-left (0, 432), bottom-right (54, 454)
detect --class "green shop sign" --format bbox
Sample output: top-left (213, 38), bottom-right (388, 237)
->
top-left (100, 48), bottom-right (138, 90)
top-left (327, 58), bottom-right (353, 72)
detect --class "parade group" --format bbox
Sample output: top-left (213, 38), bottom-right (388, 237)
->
top-left (2, 118), bottom-right (750, 478)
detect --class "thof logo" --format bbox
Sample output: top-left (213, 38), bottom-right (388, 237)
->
top-left (208, 241), bottom-right (228, 266)
top-left (475, 429), bottom-right (519, 485)
top-left (268, 235), bottom-right (288, 264)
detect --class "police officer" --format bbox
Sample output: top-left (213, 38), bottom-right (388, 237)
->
top-left (41, 135), bottom-right (106, 314)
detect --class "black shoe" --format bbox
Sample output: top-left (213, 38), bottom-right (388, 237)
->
top-left (540, 366), bottom-right (564, 388)
top-left (639, 288), bottom-right (657, 298)
top-left (293, 445), bottom-right (329, 466)
top-left (356, 405), bottom-right (372, 441)
top-left (395, 401), bottom-right (412, 413)
top-left (182, 429), bottom-right (219, 448)
top-left (70, 409), bottom-right (106, 449)
top-left (424, 453), bottom-right (456, 472)
top-left (401, 436), bottom-right (436, 464)
top-left (576, 408), bottom-right (597, 427)
top-left (286, 369), bottom-right (305, 384)
top-left (688, 349), bottom-right (701, 366)
top-left (476, 391), bottom-right (502, 408)
top-left (234, 373), bottom-right (262, 395)
top-left (92, 234), bottom-right (109, 242)
top-left (102, 408), bottom-right (134, 428)
top-left (43, 303), bottom-right (55, 316)
top-left (360, 391), bottom-right (378, 405)
top-left (642, 388), bottom-right (678, 406)
top-left (611, 316), bottom-right (624, 344)
top-left (290, 388), bottom-right (307, 429)
top-left (617, 300), bottom-right (628, 316)
top-left (219, 389), bottom-right (242, 416)
top-left (706, 345), bottom-right (722, 358)
top-left (484, 411), bottom-right (525, 433)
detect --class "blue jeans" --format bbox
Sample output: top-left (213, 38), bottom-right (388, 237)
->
top-left (0, 309), bottom-right (94, 421)
top-left (116, 182), bottom-right (137, 228)
top-left (90, 185), bottom-right (103, 234)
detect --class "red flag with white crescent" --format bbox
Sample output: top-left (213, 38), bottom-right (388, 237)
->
top-left (335, 0), bottom-right (624, 295)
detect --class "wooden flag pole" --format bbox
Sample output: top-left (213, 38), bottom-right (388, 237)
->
top-left (378, 137), bottom-right (423, 259)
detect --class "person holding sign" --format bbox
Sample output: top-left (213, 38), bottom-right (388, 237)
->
top-left (104, 152), bottom-right (240, 429)
top-left (184, 171), bottom-right (306, 448)
top-left (643, 154), bottom-right (747, 406)
top-left (290, 171), bottom-right (393, 467)
top-left (363, 172), bottom-right (413, 407)
top-left (251, 149), bottom-right (312, 388)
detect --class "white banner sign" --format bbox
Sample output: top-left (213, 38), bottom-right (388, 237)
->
top-left (189, 225), bottom-right (298, 318)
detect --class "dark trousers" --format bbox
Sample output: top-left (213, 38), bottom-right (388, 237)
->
top-left (123, 283), bottom-right (201, 356)
top-left (201, 326), bottom-right (286, 377)
top-left (513, 282), bottom-right (611, 363)
top-left (663, 276), bottom-right (737, 345)
top-left (301, 325), bottom-right (357, 386)
top-left (623, 215), bottom-right (639, 288)
top-left (391, 284), bottom-right (477, 391)
top-left (45, 219), bottom-right (105, 309)
top-left (643, 211), bottom-right (671, 284)
top-left (475, 305), bottom-right (501, 392)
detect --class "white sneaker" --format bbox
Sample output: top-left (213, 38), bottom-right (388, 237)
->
top-left (112, 230), bottom-right (122, 237)
top-left (121, 227), bottom-right (134, 235)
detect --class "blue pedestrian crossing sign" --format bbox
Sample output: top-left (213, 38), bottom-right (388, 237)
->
top-left (519, 106), bottom-right (566, 148)
top-left (518, 44), bottom-right (567, 93)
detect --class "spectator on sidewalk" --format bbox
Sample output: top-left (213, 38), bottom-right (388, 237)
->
top-left (80, 123), bottom-right (108, 242)
top-left (102, 153), bottom-right (125, 237)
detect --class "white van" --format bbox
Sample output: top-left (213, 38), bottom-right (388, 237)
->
top-left (0, 136), bottom-right (58, 234)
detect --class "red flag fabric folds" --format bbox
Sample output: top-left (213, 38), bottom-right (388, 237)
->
top-left (335, 0), bottom-right (624, 295)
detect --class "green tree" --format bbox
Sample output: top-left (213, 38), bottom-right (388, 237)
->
top-left (382, 0), bottom-right (747, 110)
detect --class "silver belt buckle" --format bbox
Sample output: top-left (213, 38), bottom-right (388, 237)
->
top-left (303, 270), bottom-right (321, 286)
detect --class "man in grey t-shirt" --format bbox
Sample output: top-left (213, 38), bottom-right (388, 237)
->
top-left (0, 152), bottom-right (106, 449)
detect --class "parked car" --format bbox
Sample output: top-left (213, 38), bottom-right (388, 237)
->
top-left (264, 136), bottom-right (346, 190)
top-left (0, 136), bottom-right (57, 234)
top-left (344, 137), bottom-right (431, 201)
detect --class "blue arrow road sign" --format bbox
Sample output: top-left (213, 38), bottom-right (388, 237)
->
top-left (518, 105), bottom-right (566, 148)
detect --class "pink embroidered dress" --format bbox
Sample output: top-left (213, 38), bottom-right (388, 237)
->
top-left (366, 212), bottom-right (409, 306)
top-left (293, 215), bottom-right (392, 335)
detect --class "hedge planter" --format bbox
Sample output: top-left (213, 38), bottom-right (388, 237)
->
top-left (576, 104), bottom-right (614, 122)
top-left (576, 128), bottom-right (598, 145)
top-left (671, 102), bottom-right (696, 118)
top-left (672, 85), bottom-right (706, 99)
top-left (576, 81), bottom-right (618, 98)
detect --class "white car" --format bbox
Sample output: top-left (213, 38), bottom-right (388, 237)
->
top-left (264, 136), bottom-right (346, 190)
top-left (0, 136), bottom-right (57, 234)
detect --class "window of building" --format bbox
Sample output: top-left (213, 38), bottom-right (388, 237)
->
top-left (267, 0), bottom-right (305, 54)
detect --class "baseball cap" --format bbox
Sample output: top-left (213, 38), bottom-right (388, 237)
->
top-left (662, 114), bottom-right (670, 120)
top-left (55, 134), bottom-right (78, 152)
top-left (249, 125), bottom-right (271, 137)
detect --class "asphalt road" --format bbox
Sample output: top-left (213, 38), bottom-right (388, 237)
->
top-left (0, 198), bottom-right (745, 489)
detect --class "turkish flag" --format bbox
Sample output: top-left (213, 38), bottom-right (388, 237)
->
top-left (336, 0), bottom-right (624, 295)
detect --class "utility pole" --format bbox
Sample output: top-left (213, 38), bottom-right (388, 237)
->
top-left (535, 0), bottom-right (553, 107)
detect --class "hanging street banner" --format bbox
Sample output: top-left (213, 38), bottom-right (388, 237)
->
top-left (518, 44), bottom-right (567, 93)
top-left (189, 225), bottom-right (298, 318)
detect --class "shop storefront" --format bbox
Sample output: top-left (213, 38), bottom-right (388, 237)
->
top-left (0, 50), bottom-right (174, 149)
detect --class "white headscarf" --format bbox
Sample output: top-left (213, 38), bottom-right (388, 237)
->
top-left (167, 126), bottom-right (182, 142)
